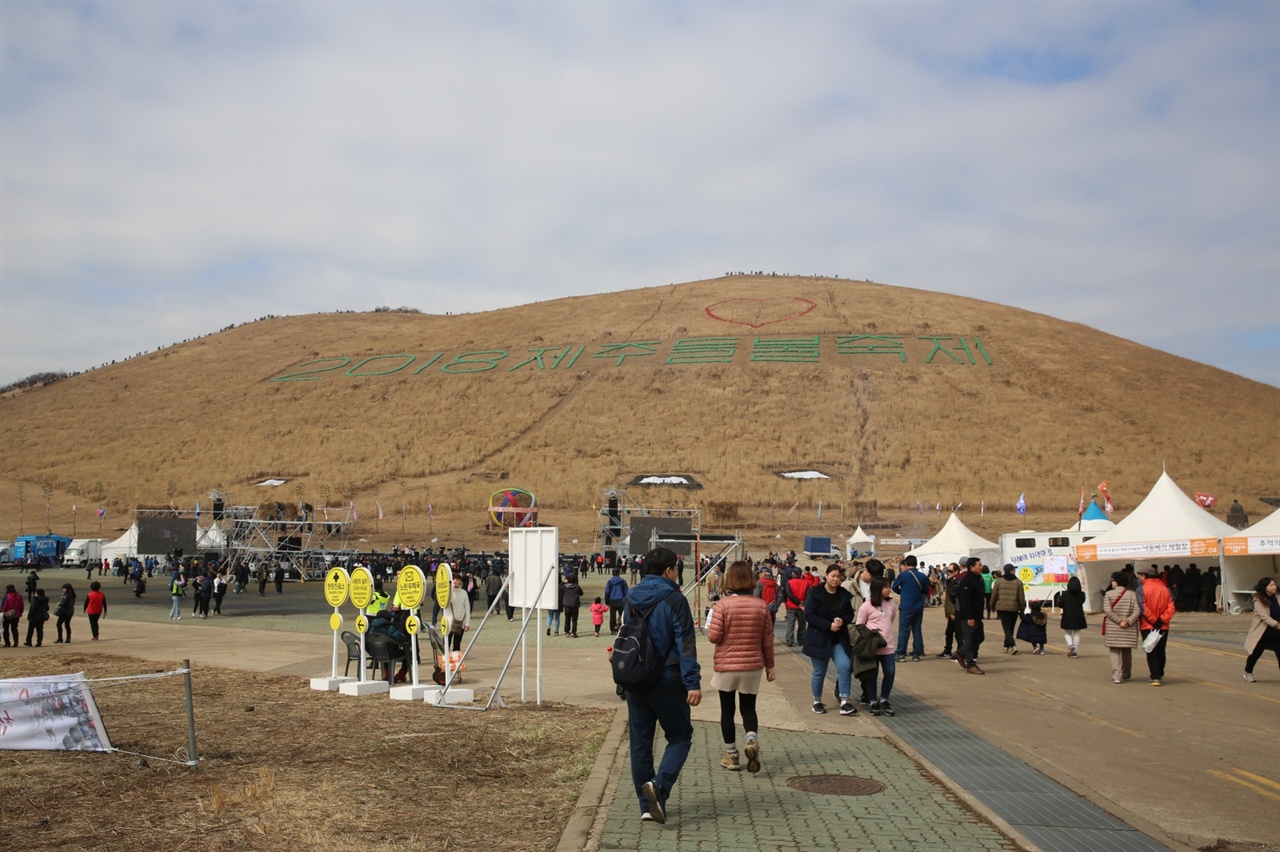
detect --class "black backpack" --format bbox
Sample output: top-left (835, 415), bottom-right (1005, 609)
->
top-left (611, 591), bottom-right (681, 690)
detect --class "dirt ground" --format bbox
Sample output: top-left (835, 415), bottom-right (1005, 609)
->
top-left (0, 653), bottom-right (612, 851)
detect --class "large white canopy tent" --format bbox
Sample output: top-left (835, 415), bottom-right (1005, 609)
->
top-left (1074, 472), bottom-right (1238, 612)
top-left (906, 512), bottom-right (1000, 569)
top-left (1221, 508), bottom-right (1280, 614)
top-left (100, 524), bottom-right (138, 562)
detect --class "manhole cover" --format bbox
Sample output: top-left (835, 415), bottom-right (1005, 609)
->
top-left (787, 774), bottom-right (884, 796)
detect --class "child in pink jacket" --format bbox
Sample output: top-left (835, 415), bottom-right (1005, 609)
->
top-left (589, 597), bottom-right (608, 637)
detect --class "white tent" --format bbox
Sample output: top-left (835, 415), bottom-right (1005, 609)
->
top-left (197, 523), bottom-right (227, 551)
top-left (1074, 472), bottom-right (1238, 613)
top-left (907, 513), bottom-right (1000, 569)
top-left (846, 526), bottom-right (876, 559)
top-left (101, 524), bottom-right (138, 562)
top-left (1221, 508), bottom-right (1280, 614)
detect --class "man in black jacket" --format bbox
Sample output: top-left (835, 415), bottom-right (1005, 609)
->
top-left (955, 558), bottom-right (987, 674)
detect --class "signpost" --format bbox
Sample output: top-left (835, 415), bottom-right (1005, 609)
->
top-left (339, 566), bottom-right (387, 696)
top-left (310, 567), bottom-right (353, 691)
top-left (389, 565), bottom-right (430, 701)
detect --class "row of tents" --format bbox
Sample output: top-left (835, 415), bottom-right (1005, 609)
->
top-left (897, 472), bottom-right (1277, 613)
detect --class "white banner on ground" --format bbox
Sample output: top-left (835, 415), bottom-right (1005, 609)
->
top-left (0, 672), bottom-right (113, 752)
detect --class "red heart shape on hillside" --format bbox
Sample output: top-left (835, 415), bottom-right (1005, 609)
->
top-left (705, 297), bottom-right (817, 329)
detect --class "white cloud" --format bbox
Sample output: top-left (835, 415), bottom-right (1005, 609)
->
top-left (1, 1), bottom-right (1276, 385)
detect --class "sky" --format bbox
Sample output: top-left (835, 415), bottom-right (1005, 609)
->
top-left (2, 1), bottom-right (1277, 387)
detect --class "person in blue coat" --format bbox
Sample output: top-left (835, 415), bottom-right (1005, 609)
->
top-left (623, 547), bottom-right (701, 825)
top-left (891, 555), bottom-right (931, 662)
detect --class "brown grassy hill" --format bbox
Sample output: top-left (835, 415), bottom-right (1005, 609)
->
top-left (1, 275), bottom-right (1276, 549)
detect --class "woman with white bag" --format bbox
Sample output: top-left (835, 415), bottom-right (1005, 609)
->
top-left (1138, 564), bottom-right (1176, 686)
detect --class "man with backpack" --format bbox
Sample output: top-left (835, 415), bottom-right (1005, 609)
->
top-left (616, 547), bottom-right (701, 825)
top-left (605, 568), bottom-right (629, 635)
top-left (782, 563), bottom-right (809, 646)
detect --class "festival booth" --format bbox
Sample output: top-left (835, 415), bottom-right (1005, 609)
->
top-left (846, 526), bottom-right (876, 559)
top-left (1074, 472), bottom-right (1237, 613)
top-left (906, 513), bottom-right (1000, 570)
top-left (100, 524), bottom-right (139, 562)
top-left (196, 523), bottom-right (227, 551)
top-left (1221, 508), bottom-right (1280, 615)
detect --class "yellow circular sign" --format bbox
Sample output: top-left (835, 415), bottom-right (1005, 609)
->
top-left (1017, 566), bottom-right (1035, 584)
top-left (398, 565), bottom-right (425, 610)
top-left (329, 612), bottom-right (342, 631)
top-left (354, 613), bottom-right (368, 634)
top-left (350, 567), bottom-right (374, 609)
top-left (324, 568), bottom-right (350, 607)
top-left (435, 563), bottom-right (453, 608)
top-left (440, 613), bottom-right (449, 635)
top-left (405, 614), bottom-right (420, 635)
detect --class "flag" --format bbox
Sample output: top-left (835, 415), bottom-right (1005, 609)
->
top-left (401, 502), bottom-right (407, 519)
top-left (72, 504), bottom-right (77, 516)
top-left (428, 503), bottom-right (435, 518)
top-left (195, 501), bottom-right (201, 519)
top-left (1016, 493), bottom-right (1027, 515)
top-left (1098, 480), bottom-right (1114, 514)
top-left (1077, 488), bottom-right (1085, 516)
top-left (351, 502), bottom-right (358, 521)
top-left (816, 500), bottom-right (823, 519)
top-left (839, 501), bottom-right (846, 520)
top-left (935, 501), bottom-right (941, 512)
top-left (377, 501), bottom-right (384, 520)
top-left (916, 500), bottom-right (924, 515)
top-left (97, 506), bottom-right (106, 519)
top-left (955, 502), bottom-right (963, 511)
top-left (980, 499), bottom-right (985, 517)
top-left (1195, 491), bottom-right (1218, 509)
top-left (787, 501), bottom-right (798, 517)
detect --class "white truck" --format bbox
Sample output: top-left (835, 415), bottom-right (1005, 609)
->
top-left (64, 538), bottom-right (109, 567)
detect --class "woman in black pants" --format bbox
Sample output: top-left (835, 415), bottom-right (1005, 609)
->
top-left (990, 564), bottom-right (1026, 654)
top-left (55, 583), bottom-right (76, 644)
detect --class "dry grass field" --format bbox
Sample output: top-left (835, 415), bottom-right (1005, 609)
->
top-left (1, 275), bottom-right (1276, 548)
top-left (0, 653), bottom-right (611, 851)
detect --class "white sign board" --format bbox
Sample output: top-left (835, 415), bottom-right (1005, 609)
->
top-left (508, 527), bottom-right (559, 610)
top-left (0, 672), bottom-right (113, 752)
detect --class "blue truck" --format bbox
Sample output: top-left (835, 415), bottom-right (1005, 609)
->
top-left (9, 534), bottom-right (73, 564)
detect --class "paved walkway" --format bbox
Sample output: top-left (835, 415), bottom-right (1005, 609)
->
top-left (10, 566), bottom-right (1273, 851)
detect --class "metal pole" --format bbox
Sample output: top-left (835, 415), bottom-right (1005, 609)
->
top-left (182, 659), bottom-right (198, 767)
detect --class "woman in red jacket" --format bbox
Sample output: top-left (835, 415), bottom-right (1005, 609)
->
top-left (84, 581), bottom-right (107, 640)
top-left (707, 561), bottom-right (775, 774)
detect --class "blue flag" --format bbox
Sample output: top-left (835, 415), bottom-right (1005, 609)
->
top-left (1016, 493), bottom-right (1027, 515)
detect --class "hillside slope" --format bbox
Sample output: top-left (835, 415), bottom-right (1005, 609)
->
top-left (1, 276), bottom-right (1275, 534)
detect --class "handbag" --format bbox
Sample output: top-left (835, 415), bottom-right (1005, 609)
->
top-left (1142, 628), bottom-right (1163, 654)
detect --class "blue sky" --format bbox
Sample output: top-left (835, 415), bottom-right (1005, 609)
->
top-left (2, 1), bottom-right (1277, 386)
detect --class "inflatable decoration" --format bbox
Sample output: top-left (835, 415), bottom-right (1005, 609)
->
top-left (488, 488), bottom-right (538, 528)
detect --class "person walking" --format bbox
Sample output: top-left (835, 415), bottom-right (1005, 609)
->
top-left (955, 558), bottom-right (986, 674)
top-left (273, 563), bottom-right (285, 594)
top-left (1102, 572), bottom-right (1140, 683)
top-left (803, 565), bottom-right (858, 716)
top-left (54, 583), bottom-right (76, 644)
top-left (707, 560), bottom-right (775, 773)
top-left (24, 588), bottom-right (50, 646)
top-left (856, 577), bottom-right (898, 716)
top-left (213, 570), bottom-right (228, 614)
top-left (991, 564), bottom-right (1026, 654)
top-left (589, 596), bottom-right (608, 637)
top-left (1243, 577), bottom-right (1280, 683)
top-left (890, 555), bottom-right (929, 662)
top-left (605, 568), bottom-right (629, 634)
top-left (1016, 600), bottom-right (1049, 654)
top-left (444, 575), bottom-right (472, 652)
top-left (195, 572), bottom-right (213, 619)
top-left (169, 572), bottom-right (186, 620)
top-left (1058, 576), bottom-right (1088, 658)
top-left (562, 573), bottom-right (583, 638)
top-left (936, 564), bottom-right (962, 659)
top-left (84, 581), bottom-right (107, 640)
top-left (782, 565), bottom-right (809, 647)
top-left (2, 584), bottom-right (24, 647)
top-left (1138, 564), bottom-right (1175, 686)
top-left (623, 547), bottom-right (701, 825)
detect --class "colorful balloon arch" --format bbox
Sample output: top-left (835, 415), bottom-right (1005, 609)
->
top-left (488, 488), bottom-right (538, 528)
